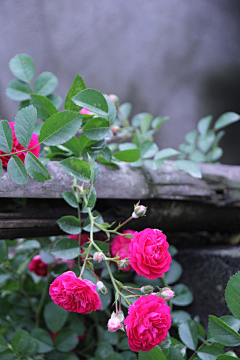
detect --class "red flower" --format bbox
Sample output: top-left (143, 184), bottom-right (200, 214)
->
top-left (124, 295), bottom-right (171, 351)
top-left (0, 122), bottom-right (40, 167)
top-left (49, 271), bottom-right (101, 314)
top-left (111, 230), bottom-right (135, 272)
top-left (129, 228), bottom-right (171, 279)
top-left (68, 234), bottom-right (89, 245)
top-left (28, 255), bottom-right (48, 276)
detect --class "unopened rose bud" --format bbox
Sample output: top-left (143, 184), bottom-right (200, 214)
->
top-left (118, 259), bottom-right (130, 269)
top-left (108, 317), bottom-right (121, 332)
top-left (160, 288), bottom-right (175, 301)
top-left (108, 94), bottom-right (119, 107)
top-left (141, 285), bottom-right (154, 294)
top-left (110, 125), bottom-right (119, 133)
top-left (96, 281), bottom-right (108, 295)
top-left (79, 108), bottom-right (92, 115)
top-left (132, 204), bottom-right (147, 218)
top-left (93, 252), bottom-right (104, 263)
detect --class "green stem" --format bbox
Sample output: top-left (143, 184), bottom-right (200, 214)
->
top-left (115, 216), bottom-right (133, 231)
top-left (0, 142), bottom-right (43, 158)
top-left (36, 276), bottom-right (49, 327)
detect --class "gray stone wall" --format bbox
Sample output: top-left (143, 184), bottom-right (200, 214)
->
top-left (0, 0), bottom-right (240, 163)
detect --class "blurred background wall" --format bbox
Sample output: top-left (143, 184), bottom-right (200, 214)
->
top-left (0, 0), bottom-right (240, 163)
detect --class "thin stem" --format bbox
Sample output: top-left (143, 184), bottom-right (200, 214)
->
top-left (115, 216), bottom-right (133, 231)
top-left (0, 142), bottom-right (42, 158)
top-left (36, 275), bottom-right (49, 327)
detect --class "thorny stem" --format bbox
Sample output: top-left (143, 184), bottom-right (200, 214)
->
top-left (115, 216), bottom-right (133, 231)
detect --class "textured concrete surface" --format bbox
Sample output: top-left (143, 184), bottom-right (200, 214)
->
top-left (0, 0), bottom-right (240, 163)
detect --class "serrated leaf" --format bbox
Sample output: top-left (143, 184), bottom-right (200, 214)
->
top-left (172, 311), bottom-right (192, 325)
top-left (140, 140), bottom-right (159, 159)
top-left (178, 320), bottom-right (198, 350)
top-left (47, 93), bottom-right (62, 109)
top-left (151, 116), bottom-right (169, 129)
top-left (6, 79), bottom-right (32, 101)
top-left (165, 259), bottom-right (183, 284)
top-left (17, 240), bottom-right (40, 250)
top-left (14, 105), bottom-right (37, 148)
top-left (118, 102), bottom-right (132, 119)
top-left (31, 94), bottom-right (58, 117)
top-left (9, 54), bottom-right (35, 83)
top-left (197, 115), bottom-right (213, 136)
top-left (72, 89), bottom-right (108, 117)
top-left (83, 210), bottom-right (103, 232)
top-left (31, 328), bottom-right (54, 353)
top-left (172, 283), bottom-right (193, 306)
top-left (25, 152), bottom-right (51, 182)
top-left (140, 114), bottom-right (153, 133)
top-left (44, 302), bottom-right (68, 332)
top-left (155, 148), bottom-right (181, 165)
top-left (0, 120), bottom-right (13, 153)
top-left (57, 216), bottom-right (81, 235)
top-left (214, 112), bottom-right (240, 131)
top-left (139, 346), bottom-right (167, 359)
top-left (7, 155), bottom-right (28, 185)
top-left (65, 74), bottom-right (86, 111)
top-left (0, 334), bottom-right (8, 353)
top-left (83, 117), bottom-right (111, 140)
top-left (59, 157), bottom-right (91, 181)
top-left (225, 271), bottom-right (240, 320)
top-left (54, 328), bottom-right (78, 352)
top-left (87, 186), bottom-right (97, 208)
top-left (51, 238), bottom-right (80, 259)
top-left (39, 111), bottom-right (82, 145)
top-left (104, 95), bottom-right (117, 125)
top-left (101, 146), bottom-right (112, 162)
top-left (170, 160), bottom-right (202, 179)
top-left (34, 72), bottom-right (58, 96)
top-left (208, 315), bottom-right (240, 346)
top-left (62, 191), bottom-right (79, 208)
top-left (197, 345), bottom-right (224, 360)
top-left (113, 149), bottom-right (140, 162)
top-left (216, 355), bottom-right (239, 360)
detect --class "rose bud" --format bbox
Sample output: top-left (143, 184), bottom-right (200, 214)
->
top-left (79, 108), bottom-right (92, 115)
top-left (118, 259), bottom-right (130, 270)
top-left (108, 94), bottom-right (119, 107)
top-left (96, 281), bottom-right (108, 295)
top-left (108, 317), bottom-right (121, 332)
top-left (160, 288), bottom-right (175, 301)
top-left (110, 125), bottom-right (120, 133)
top-left (140, 285), bottom-right (154, 294)
top-left (93, 252), bottom-right (104, 263)
top-left (132, 204), bottom-right (147, 218)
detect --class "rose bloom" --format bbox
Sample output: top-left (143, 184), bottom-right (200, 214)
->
top-left (124, 295), bottom-right (171, 351)
top-left (28, 255), bottom-right (48, 276)
top-left (49, 271), bottom-right (101, 314)
top-left (69, 234), bottom-right (89, 245)
top-left (129, 228), bottom-right (171, 279)
top-left (0, 122), bottom-right (40, 167)
top-left (111, 230), bottom-right (135, 272)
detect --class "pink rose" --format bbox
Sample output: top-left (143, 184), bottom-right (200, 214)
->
top-left (79, 108), bottom-right (92, 115)
top-left (124, 295), bottom-right (171, 351)
top-left (129, 228), bottom-right (171, 279)
top-left (111, 230), bottom-right (135, 272)
top-left (108, 318), bottom-right (121, 332)
top-left (0, 122), bottom-right (40, 167)
top-left (49, 271), bottom-right (101, 314)
top-left (69, 234), bottom-right (89, 245)
top-left (29, 255), bottom-right (48, 276)
top-left (160, 288), bottom-right (175, 301)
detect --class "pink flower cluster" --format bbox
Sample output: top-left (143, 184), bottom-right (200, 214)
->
top-left (0, 122), bottom-right (40, 167)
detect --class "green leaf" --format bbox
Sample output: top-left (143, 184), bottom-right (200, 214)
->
top-left (217, 355), bottom-right (239, 360)
top-left (99, 282), bottom-right (112, 311)
top-left (25, 151), bottom-right (51, 182)
top-left (104, 95), bottom-right (117, 125)
top-left (178, 320), bottom-right (198, 350)
top-left (65, 74), bottom-right (86, 111)
top-left (62, 191), bottom-right (79, 208)
top-left (17, 240), bottom-right (40, 251)
top-left (0, 241), bottom-right (7, 261)
top-left (119, 143), bottom-right (137, 151)
top-left (0, 120), bottom-right (13, 153)
top-left (14, 105), bottom-right (37, 148)
top-left (214, 112), bottom-right (240, 131)
top-left (151, 116), bottom-right (169, 129)
top-left (101, 146), bottom-right (112, 162)
top-left (0, 334), bottom-right (8, 353)
top-left (139, 346), bottom-right (167, 359)
top-left (39, 111), bottom-right (82, 146)
top-left (140, 114), bottom-right (153, 133)
top-left (210, 147), bottom-right (223, 162)
top-left (185, 130), bottom-right (198, 144)
top-left (83, 210), bottom-right (103, 232)
top-left (40, 249), bottom-right (55, 264)
top-left (31, 328), bottom-right (54, 353)
top-left (113, 149), bottom-right (140, 162)
top-left (165, 344), bottom-right (186, 360)
top-left (197, 345), bottom-right (224, 360)
top-left (197, 115), bottom-right (213, 136)
top-left (83, 117), bottom-right (111, 140)
top-left (87, 186), bottom-right (97, 208)
top-left (59, 157), bottom-right (91, 181)
top-left (165, 259), bottom-right (183, 285)
top-left (170, 160), bottom-right (202, 179)
top-left (198, 131), bottom-right (215, 153)
top-left (57, 216), bottom-right (81, 235)
top-left (43, 302), bottom-right (68, 332)
top-left (54, 328), bottom-right (78, 352)
top-left (31, 94), bottom-right (58, 117)
top-left (172, 283), bottom-right (193, 306)
top-left (121, 351), bottom-right (137, 360)
top-left (154, 148), bottom-right (181, 165)
top-left (95, 342), bottom-right (114, 359)
top-left (88, 153), bottom-right (99, 183)
top-left (118, 102), bottom-right (132, 119)
top-left (168, 245), bottom-right (178, 257)
top-left (179, 142), bottom-right (195, 154)
top-left (11, 329), bottom-right (39, 357)
top-left (189, 150), bottom-right (206, 163)
top-left (225, 271), bottom-right (240, 320)
top-left (51, 238), bottom-right (80, 259)
top-left (7, 155), bottom-right (28, 185)
top-left (140, 140), bottom-right (159, 159)
top-left (58, 354), bottom-right (79, 360)
top-left (78, 134), bottom-right (96, 153)
top-left (72, 89), bottom-right (108, 117)
top-left (208, 315), bottom-right (240, 346)
top-left (34, 72), bottom-right (58, 96)
top-left (172, 311), bottom-right (192, 325)
top-left (47, 93), bottom-right (62, 109)
top-left (6, 79), bottom-right (32, 101)
top-left (9, 54), bottom-right (35, 83)
top-left (105, 355), bottom-right (124, 360)
top-left (220, 316), bottom-right (240, 332)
